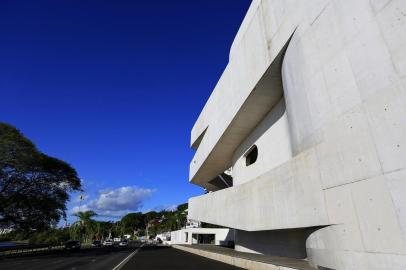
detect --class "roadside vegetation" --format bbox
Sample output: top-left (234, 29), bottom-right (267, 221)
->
top-left (0, 123), bottom-right (82, 231)
top-left (0, 122), bottom-right (188, 246)
top-left (0, 206), bottom-right (188, 245)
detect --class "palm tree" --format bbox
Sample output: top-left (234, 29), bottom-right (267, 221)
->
top-left (72, 211), bottom-right (97, 242)
top-left (73, 210), bottom-right (97, 225)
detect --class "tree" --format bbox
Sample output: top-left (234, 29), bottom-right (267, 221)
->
top-left (72, 210), bottom-right (98, 242)
top-left (73, 210), bottom-right (97, 226)
top-left (0, 123), bottom-right (82, 230)
top-left (175, 203), bottom-right (188, 228)
top-left (143, 211), bottom-right (159, 224)
top-left (120, 212), bottom-right (145, 235)
top-left (29, 227), bottom-right (70, 245)
top-left (176, 203), bottom-right (188, 212)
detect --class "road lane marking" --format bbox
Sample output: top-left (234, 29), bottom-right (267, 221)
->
top-left (112, 244), bottom-right (144, 270)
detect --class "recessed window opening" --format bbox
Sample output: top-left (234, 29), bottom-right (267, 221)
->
top-left (245, 145), bottom-right (258, 166)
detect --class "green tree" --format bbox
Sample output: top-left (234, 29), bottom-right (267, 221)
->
top-left (0, 123), bottom-right (82, 230)
top-left (143, 211), bottom-right (159, 224)
top-left (29, 227), bottom-right (70, 245)
top-left (120, 212), bottom-right (145, 235)
top-left (72, 210), bottom-right (97, 242)
top-left (73, 210), bottom-right (97, 225)
top-left (176, 203), bottom-right (188, 212)
top-left (175, 203), bottom-right (188, 229)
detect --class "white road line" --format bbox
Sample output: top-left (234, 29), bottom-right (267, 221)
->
top-left (112, 244), bottom-right (144, 270)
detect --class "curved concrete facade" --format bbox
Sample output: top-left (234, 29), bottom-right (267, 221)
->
top-left (232, 98), bottom-right (293, 186)
top-left (188, 0), bottom-right (406, 269)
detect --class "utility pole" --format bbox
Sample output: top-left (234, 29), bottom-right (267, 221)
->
top-left (77, 194), bottom-right (85, 223)
top-left (146, 223), bottom-right (149, 241)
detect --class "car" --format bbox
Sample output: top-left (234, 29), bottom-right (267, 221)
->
top-left (64, 240), bottom-right (81, 250)
top-left (119, 240), bottom-right (128, 247)
top-left (103, 239), bottom-right (114, 246)
top-left (92, 240), bottom-right (102, 247)
top-left (113, 237), bottom-right (121, 243)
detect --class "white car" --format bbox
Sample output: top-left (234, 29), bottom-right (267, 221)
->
top-left (119, 240), bottom-right (128, 247)
top-left (103, 239), bottom-right (114, 246)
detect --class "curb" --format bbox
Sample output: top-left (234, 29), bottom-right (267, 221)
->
top-left (172, 245), bottom-right (298, 270)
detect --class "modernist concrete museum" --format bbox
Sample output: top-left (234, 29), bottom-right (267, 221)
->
top-left (187, 0), bottom-right (406, 269)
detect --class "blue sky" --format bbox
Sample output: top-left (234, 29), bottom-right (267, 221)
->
top-left (0, 0), bottom-right (251, 223)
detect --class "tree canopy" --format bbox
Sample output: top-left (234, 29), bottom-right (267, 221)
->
top-left (73, 210), bottom-right (97, 225)
top-left (120, 212), bottom-right (145, 234)
top-left (0, 123), bottom-right (82, 230)
top-left (119, 203), bottom-right (188, 238)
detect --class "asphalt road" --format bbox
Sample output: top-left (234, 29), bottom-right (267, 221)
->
top-left (0, 244), bottom-right (244, 270)
top-left (0, 246), bottom-right (137, 270)
top-left (121, 245), bottom-right (244, 270)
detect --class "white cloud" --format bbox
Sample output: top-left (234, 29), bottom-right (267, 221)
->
top-left (71, 204), bottom-right (90, 213)
top-left (141, 204), bottom-right (178, 214)
top-left (71, 186), bottom-right (154, 217)
top-left (152, 204), bottom-right (177, 212)
top-left (164, 205), bottom-right (178, 211)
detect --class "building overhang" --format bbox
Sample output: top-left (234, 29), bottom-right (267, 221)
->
top-left (188, 149), bottom-right (331, 231)
top-left (190, 47), bottom-right (288, 189)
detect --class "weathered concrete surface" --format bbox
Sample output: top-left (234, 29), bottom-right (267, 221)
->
top-left (234, 229), bottom-right (321, 260)
top-left (189, 148), bottom-right (329, 231)
top-left (172, 245), bottom-right (312, 270)
top-left (188, 0), bottom-right (406, 269)
top-left (170, 228), bottom-right (233, 245)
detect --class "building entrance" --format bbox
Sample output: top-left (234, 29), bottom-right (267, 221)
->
top-left (191, 233), bottom-right (215, 245)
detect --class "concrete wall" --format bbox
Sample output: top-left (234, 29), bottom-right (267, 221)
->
top-left (232, 98), bottom-right (293, 186)
top-left (189, 148), bottom-right (330, 231)
top-left (189, 23), bottom-right (286, 189)
top-left (170, 228), bottom-right (234, 246)
top-left (235, 228), bottom-right (321, 259)
top-left (188, 0), bottom-right (406, 269)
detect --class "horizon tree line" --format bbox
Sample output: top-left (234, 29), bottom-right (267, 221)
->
top-left (0, 122), bottom-right (188, 245)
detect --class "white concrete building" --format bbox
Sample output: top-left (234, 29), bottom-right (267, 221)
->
top-left (185, 219), bottom-right (201, 229)
top-left (170, 228), bottom-right (234, 246)
top-left (187, 0), bottom-right (406, 269)
top-left (155, 231), bottom-right (171, 244)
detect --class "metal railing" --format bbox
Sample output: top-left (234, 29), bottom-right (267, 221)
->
top-left (0, 244), bottom-right (65, 258)
top-left (0, 241), bottom-right (141, 259)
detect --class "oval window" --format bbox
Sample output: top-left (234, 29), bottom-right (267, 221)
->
top-left (245, 145), bottom-right (258, 166)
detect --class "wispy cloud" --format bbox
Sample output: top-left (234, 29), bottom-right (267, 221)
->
top-left (71, 186), bottom-right (155, 218)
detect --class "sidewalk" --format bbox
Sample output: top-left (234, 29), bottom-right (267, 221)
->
top-left (172, 245), bottom-right (316, 270)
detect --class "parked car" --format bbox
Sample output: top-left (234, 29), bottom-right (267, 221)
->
top-left (92, 240), bottom-right (102, 247)
top-left (64, 240), bottom-right (81, 250)
top-left (103, 239), bottom-right (114, 246)
top-left (119, 239), bottom-right (128, 247)
top-left (113, 237), bottom-right (121, 243)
